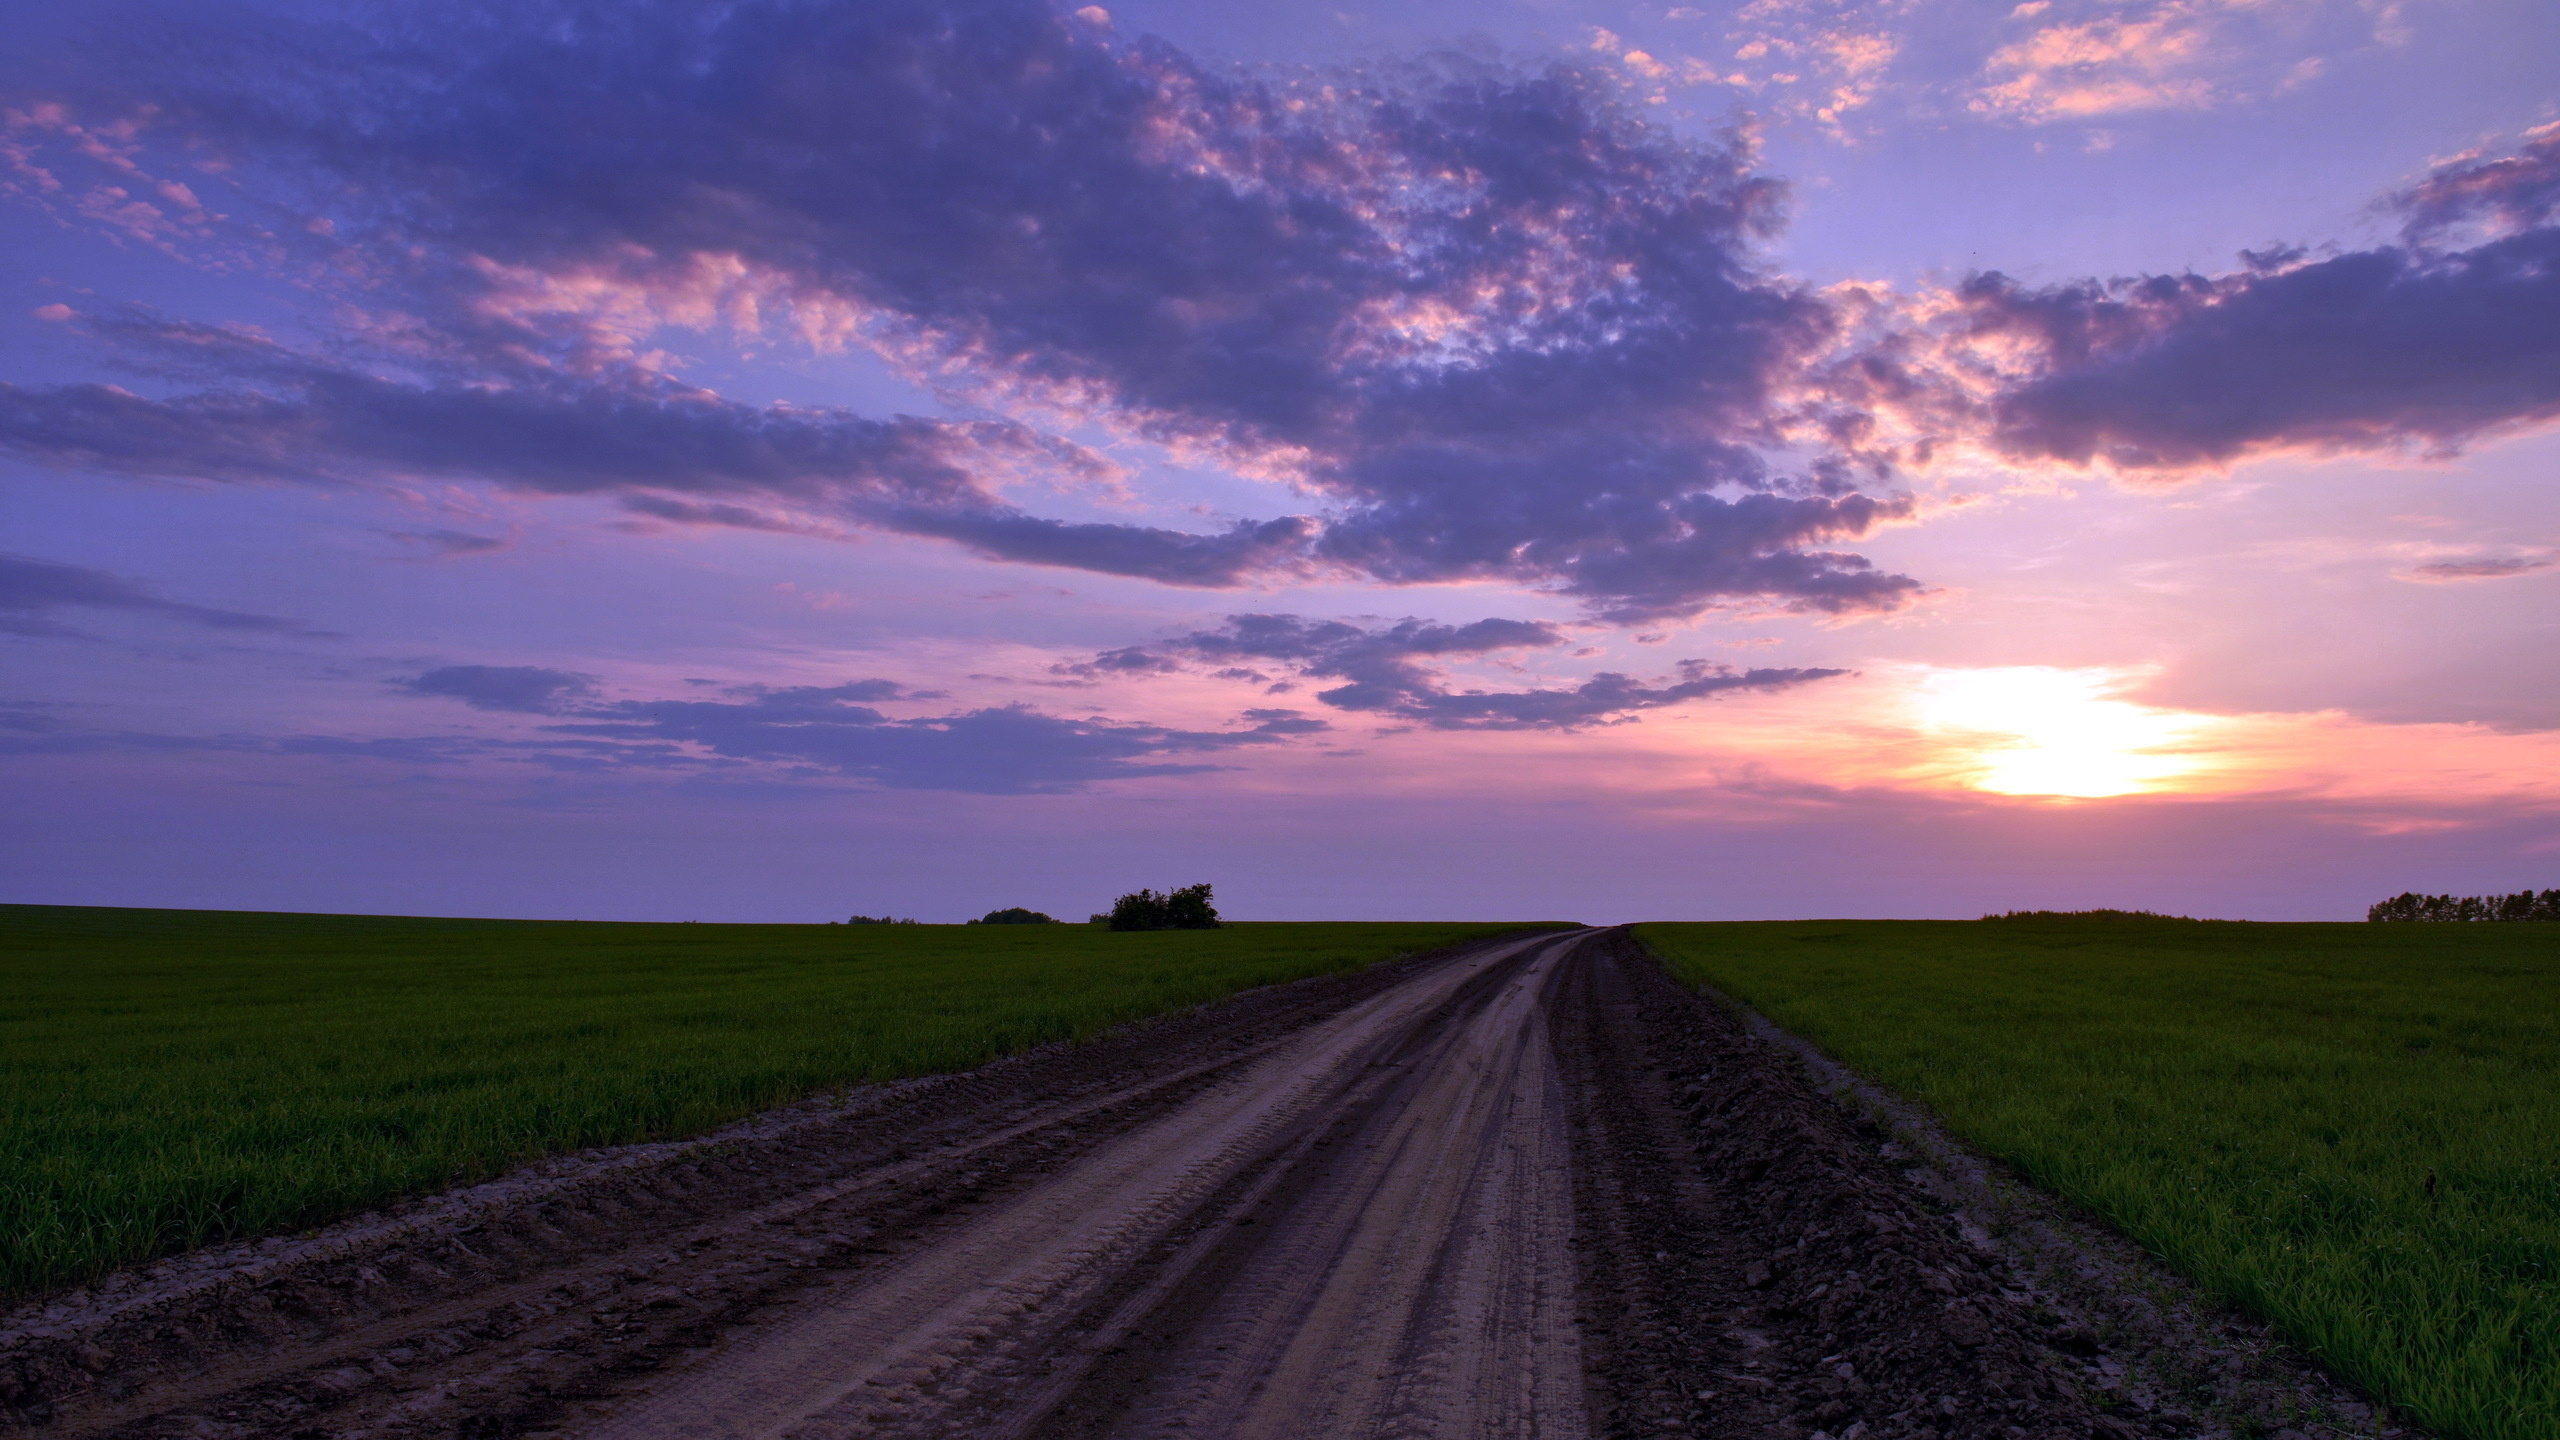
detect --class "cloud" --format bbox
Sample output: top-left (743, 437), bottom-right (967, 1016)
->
top-left (1843, 128), bottom-right (2560, 477)
top-left (1068, 612), bottom-right (1846, 728)
top-left (381, 529), bottom-right (508, 557)
top-left (402, 664), bottom-right (601, 714)
top-left (3, 672), bottom-right (1333, 792)
top-left (0, 552), bottom-right (304, 636)
top-left (1711, 8), bottom-right (1903, 142)
top-left (2396, 554), bottom-right (2556, 583)
top-left (1971, 3), bottom-right (2224, 122)
top-left (0, 712), bottom-right (479, 763)
top-left (20, 0), bottom-right (2544, 623)
top-left (547, 686), bottom-right (1326, 793)
top-left (377, 670), bottom-right (1328, 791)
top-left (1965, 0), bottom-right (2378, 125)
top-left (0, 320), bottom-right (1308, 588)
top-left (1952, 218), bottom-right (2560, 470)
top-left (1, 0), bottom-right (1924, 621)
top-left (2392, 122), bottom-right (2560, 244)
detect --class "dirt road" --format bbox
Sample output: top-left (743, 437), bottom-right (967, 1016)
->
top-left (4, 929), bottom-right (2400, 1440)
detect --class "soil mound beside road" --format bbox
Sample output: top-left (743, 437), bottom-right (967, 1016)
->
top-left (2, 929), bottom-right (2402, 1440)
top-left (1562, 927), bottom-right (2399, 1440)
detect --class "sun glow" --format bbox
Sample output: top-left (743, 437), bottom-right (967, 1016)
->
top-left (1915, 667), bottom-right (2207, 798)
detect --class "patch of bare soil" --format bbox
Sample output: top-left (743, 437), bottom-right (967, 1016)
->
top-left (2, 926), bottom-right (2415, 1440)
top-left (1565, 927), bottom-right (2416, 1440)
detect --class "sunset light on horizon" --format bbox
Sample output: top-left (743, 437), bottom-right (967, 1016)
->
top-left (1912, 667), bottom-right (2207, 799)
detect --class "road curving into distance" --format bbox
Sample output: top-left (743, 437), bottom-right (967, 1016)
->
top-left (2, 929), bottom-right (2399, 1440)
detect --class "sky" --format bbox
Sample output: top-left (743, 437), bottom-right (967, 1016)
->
top-left (3, 0), bottom-right (2556, 923)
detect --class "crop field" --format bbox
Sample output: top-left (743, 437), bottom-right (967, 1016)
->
top-left (0, 905), bottom-right (1558, 1298)
top-left (1639, 915), bottom-right (2560, 1440)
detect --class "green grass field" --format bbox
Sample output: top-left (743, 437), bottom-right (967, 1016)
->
top-left (1639, 916), bottom-right (2560, 1440)
top-left (0, 905), bottom-right (1559, 1298)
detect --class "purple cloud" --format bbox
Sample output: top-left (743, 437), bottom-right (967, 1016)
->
top-left (383, 670), bottom-right (1330, 791)
top-left (1958, 133), bottom-right (2560, 471)
top-left (402, 665), bottom-right (601, 714)
top-left (546, 686), bottom-right (1328, 793)
top-left (381, 529), bottom-right (508, 557)
top-left (12, 674), bottom-right (1329, 793)
top-left (1963, 236), bottom-right (2560, 469)
top-left (1070, 613), bottom-right (1845, 729)
top-left (3, 0), bottom-right (1920, 620)
top-left (2398, 555), bottom-right (2555, 583)
top-left (0, 553), bottom-right (304, 637)
top-left (0, 318), bottom-right (1303, 588)
top-left (15, 5), bottom-right (2560, 615)
top-left (2393, 124), bottom-right (2560, 244)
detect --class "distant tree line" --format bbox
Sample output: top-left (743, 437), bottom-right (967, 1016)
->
top-left (1982, 908), bottom-right (2202, 921)
top-left (835, 888), bottom-right (1223, 929)
top-left (1094, 884), bottom-right (1221, 931)
top-left (2368, 890), bottom-right (2560, 923)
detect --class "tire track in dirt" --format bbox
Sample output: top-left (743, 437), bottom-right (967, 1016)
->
top-left (575, 929), bottom-right (1586, 1440)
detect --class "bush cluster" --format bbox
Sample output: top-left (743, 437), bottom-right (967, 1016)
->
top-left (2368, 889), bottom-right (2560, 922)
top-left (1098, 883), bottom-right (1221, 931)
top-left (842, 915), bottom-right (918, 925)
top-left (967, 907), bottom-right (1057, 925)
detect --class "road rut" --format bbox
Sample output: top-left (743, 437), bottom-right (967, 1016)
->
top-left (587, 929), bottom-right (1584, 1440)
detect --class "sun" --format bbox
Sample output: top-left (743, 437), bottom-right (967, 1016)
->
top-left (1915, 667), bottom-right (2206, 798)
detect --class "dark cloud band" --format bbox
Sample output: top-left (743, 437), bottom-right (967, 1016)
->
top-left (1967, 232), bottom-right (2560, 469)
top-left (0, 553), bottom-right (304, 636)
top-left (1070, 612), bottom-right (1845, 729)
top-left (0, 349), bottom-right (1307, 588)
top-left (1962, 133), bottom-right (2560, 471)
top-left (386, 671), bottom-right (1328, 792)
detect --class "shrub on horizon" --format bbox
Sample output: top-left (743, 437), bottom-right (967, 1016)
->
top-left (1107, 883), bottom-right (1222, 932)
top-left (968, 907), bottom-right (1058, 925)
